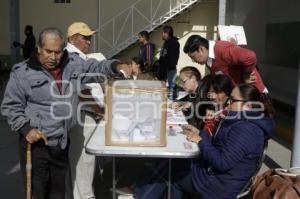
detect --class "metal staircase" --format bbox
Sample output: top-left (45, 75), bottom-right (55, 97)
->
top-left (97, 0), bottom-right (200, 58)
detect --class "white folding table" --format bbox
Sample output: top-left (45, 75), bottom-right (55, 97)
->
top-left (86, 121), bottom-right (200, 199)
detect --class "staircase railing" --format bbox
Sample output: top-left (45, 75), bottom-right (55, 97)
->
top-left (95, 0), bottom-right (199, 58)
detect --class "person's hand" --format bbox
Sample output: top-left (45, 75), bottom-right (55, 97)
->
top-left (219, 109), bottom-right (227, 119)
top-left (245, 70), bottom-right (257, 84)
top-left (186, 131), bottom-right (202, 143)
top-left (12, 41), bottom-right (22, 48)
top-left (25, 128), bottom-right (48, 144)
top-left (131, 64), bottom-right (139, 77)
top-left (171, 102), bottom-right (191, 112)
top-left (182, 124), bottom-right (199, 135)
top-left (117, 63), bottom-right (132, 78)
top-left (182, 102), bottom-right (192, 111)
top-left (228, 37), bottom-right (238, 45)
top-left (171, 102), bottom-right (181, 111)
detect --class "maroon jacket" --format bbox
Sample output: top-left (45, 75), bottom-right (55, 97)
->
top-left (211, 41), bottom-right (266, 93)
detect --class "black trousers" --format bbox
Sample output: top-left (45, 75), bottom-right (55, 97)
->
top-left (19, 136), bottom-right (69, 199)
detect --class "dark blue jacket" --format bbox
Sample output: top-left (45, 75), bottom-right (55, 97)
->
top-left (139, 42), bottom-right (155, 71)
top-left (192, 111), bottom-right (275, 199)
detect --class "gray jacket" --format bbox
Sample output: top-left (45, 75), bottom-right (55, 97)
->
top-left (1, 51), bottom-right (120, 148)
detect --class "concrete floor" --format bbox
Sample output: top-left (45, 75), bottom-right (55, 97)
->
top-left (0, 120), bottom-right (24, 198)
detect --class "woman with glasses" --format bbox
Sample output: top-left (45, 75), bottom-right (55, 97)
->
top-left (171, 66), bottom-right (212, 129)
top-left (134, 84), bottom-right (275, 199)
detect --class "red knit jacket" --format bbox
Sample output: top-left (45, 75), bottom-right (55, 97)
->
top-left (211, 41), bottom-right (266, 93)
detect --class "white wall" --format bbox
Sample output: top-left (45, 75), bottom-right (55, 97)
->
top-left (226, 0), bottom-right (300, 106)
top-left (19, 0), bottom-right (99, 50)
top-left (0, 0), bottom-right (10, 55)
top-left (115, 1), bottom-right (219, 77)
top-left (225, 0), bottom-right (267, 61)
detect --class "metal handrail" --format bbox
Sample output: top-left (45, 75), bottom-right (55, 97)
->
top-left (96, 0), bottom-right (199, 58)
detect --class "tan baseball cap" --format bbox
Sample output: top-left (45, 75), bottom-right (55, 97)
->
top-left (67, 22), bottom-right (97, 38)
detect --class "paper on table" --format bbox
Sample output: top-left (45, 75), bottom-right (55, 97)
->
top-left (167, 108), bottom-right (188, 125)
top-left (218, 25), bottom-right (247, 45)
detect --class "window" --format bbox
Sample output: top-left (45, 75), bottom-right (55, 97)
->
top-left (54, 0), bottom-right (71, 3)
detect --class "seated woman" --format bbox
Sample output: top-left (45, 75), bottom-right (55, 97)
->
top-left (203, 74), bottom-right (233, 135)
top-left (134, 84), bottom-right (275, 199)
top-left (172, 66), bottom-right (212, 129)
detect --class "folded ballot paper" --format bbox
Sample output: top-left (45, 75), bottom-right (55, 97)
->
top-left (218, 25), bottom-right (247, 45)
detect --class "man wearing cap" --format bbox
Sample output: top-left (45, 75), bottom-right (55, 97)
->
top-left (65, 22), bottom-right (106, 199)
top-left (66, 22), bottom-right (98, 58)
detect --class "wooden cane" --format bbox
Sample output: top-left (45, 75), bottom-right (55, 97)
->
top-left (26, 133), bottom-right (48, 199)
top-left (26, 143), bottom-right (32, 199)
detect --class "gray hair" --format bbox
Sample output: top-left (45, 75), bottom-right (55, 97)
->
top-left (38, 27), bottom-right (65, 48)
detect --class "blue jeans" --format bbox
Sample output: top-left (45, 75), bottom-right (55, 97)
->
top-left (167, 69), bottom-right (177, 100)
top-left (134, 159), bottom-right (198, 199)
top-left (167, 69), bottom-right (177, 90)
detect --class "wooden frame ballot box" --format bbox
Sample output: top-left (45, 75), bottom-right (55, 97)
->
top-left (104, 80), bottom-right (167, 147)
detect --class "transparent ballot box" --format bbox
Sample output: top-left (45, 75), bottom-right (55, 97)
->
top-left (105, 80), bottom-right (167, 146)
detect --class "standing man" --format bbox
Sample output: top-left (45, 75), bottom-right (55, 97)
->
top-left (1, 27), bottom-right (131, 199)
top-left (183, 35), bottom-right (267, 93)
top-left (138, 31), bottom-right (155, 73)
top-left (159, 25), bottom-right (180, 94)
top-left (65, 22), bottom-right (105, 199)
top-left (13, 25), bottom-right (36, 59)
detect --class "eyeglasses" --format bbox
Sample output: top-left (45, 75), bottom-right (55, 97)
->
top-left (226, 96), bottom-right (248, 105)
top-left (179, 78), bottom-right (191, 87)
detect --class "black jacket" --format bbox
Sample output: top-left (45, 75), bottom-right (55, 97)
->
top-left (23, 34), bottom-right (36, 59)
top-left (159, 36), bottom-right (180, 71)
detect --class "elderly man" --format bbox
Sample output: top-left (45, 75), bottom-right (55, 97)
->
top-left (1, 27), bottom-right (131, 199)
top-left (65, 22), bottom-right (105, 199)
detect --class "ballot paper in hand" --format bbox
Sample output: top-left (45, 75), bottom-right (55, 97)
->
top-left (218, 25), bottom-right (247, 45)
